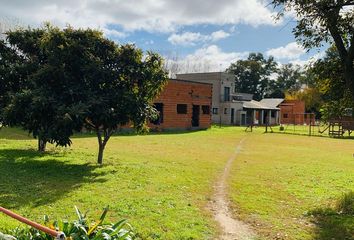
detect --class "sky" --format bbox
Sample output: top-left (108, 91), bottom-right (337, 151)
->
top-left (0, 0), bottom-right (325, 73)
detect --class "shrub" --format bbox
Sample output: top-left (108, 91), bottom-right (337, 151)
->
top-left (1, 206), bottom-right (135, 240)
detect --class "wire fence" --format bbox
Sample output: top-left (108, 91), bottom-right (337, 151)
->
top-left (268, 124), bottom-right (353, 138)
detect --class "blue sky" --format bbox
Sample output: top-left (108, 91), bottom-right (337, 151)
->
top-left (0, 0), bottom-right (325, 73)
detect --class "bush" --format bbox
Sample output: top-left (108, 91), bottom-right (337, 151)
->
top-left (1, 206), bottom-right (135, 240)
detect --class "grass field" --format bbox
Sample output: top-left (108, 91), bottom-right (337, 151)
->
top-left (0, 126), bottom-right (246, 239)
top-left (229, 130), bottom-right (354, 239)
top-left (0, 126), bottom-right (353, 239)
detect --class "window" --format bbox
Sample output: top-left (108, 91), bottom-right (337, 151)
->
top-left (224, 108), bottom-right (228, 114)
top-left (271, 111), bottom-right (275, 118)
top-left (177, 104), bottom-right (188, 114)
top-left (202, 105), bottom-right (210, 114)
top-left (224, 87), bottom-right (230, 101)
top-left (151, 103), bottom-right (163, 125)
top-left (212, 108), bottom-right (218, 115)
top-left (283, 113), bottom-right (288, 118)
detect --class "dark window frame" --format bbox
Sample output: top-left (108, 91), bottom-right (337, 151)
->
top-left (202, 105), bottom-right (210, 115)
top-left (177, 104), bottom-right (188, 114)
top-left (212, 108), bottom-right (218, 115)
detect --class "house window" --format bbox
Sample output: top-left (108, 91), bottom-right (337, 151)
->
top-left (202, 105), bottom-right (210, 114)
top-left (224, 87), bottom-right (230, 101)
top-left (212, 108), bottom-right (218, 114)
top-left (151, 103), bottom-right (163, 125)
top-left (283, 113), bottom-right (288, 118)
top-left (177, 104), bottom-right (188, 114)
top-left (271, 111), bottom-right (275, 118)
top-left (224, 108), bottom-right (228, 114)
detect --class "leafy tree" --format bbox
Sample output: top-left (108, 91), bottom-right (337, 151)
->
top-left (0, 39), bottom-right (27, 123)
top-left (1, 25), bottom-right (167, 161)
top-left (272, 0), bottom-right (354, 104)
top-left (268, 63), bottom-right (303, 98)
top-left (80, 43), bottom-right (167, 164)
top-left (309, 45), bottom-right (352, 120)
top-left (227, 53), bottom-right (277, 100)
top-left (2, 26), bottom-right (85, 151)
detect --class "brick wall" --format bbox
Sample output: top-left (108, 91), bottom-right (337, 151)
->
top-left (148, 79), bottom-right (212, 130)
top-left (279, 100), bottom-right (308, 124)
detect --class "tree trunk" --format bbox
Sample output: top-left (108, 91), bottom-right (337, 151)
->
top-left (38, 138), bottom-right (47, 152)
top-left (343, 61), bottom-right (354, 114)
top-left (97, 142), bottom-right (105, 165)
top-left (96, 128), bottom-right (112, 165)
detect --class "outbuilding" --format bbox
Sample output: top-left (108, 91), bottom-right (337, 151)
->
top-left (149, 79), bottom-right (212, 130)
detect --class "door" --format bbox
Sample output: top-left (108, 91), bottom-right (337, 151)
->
top-left (231, 108), bottom-right (235, 124)
top-left (241, 113), bottom-right (246, 125)
top-left (192, 105), bottom-right (200, 127)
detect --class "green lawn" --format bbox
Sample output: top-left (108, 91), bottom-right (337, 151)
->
top-left (0, 126), bottom-right (353, 239)
top-left (229, 130), bottom-right (354, 239)
top-left (0, 126), bottom-right (246, 239)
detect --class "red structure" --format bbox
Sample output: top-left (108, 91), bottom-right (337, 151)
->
top-left (148, 79), bottom-right (212, 130)
top-left (279, 100), bottom-right (311, 125)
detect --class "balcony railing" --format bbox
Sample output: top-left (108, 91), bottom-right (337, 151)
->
top-left (220, 95), bottom-right (244, 102)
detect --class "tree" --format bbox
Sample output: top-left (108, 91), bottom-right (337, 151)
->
top-left (1, 25), bottom-right (167, 161)
top-left (227, 53), bottom-right (278, 100)
top-left (269, 63), bottom-right (303, 98)
top-left (272, 0), bottom-right (354, 104)
top-left (0, 39), bottom-right (28, 123)
top-left (80, 43), bottom-right (167, 164)
top-left (1, 26), bottom-right (85, 151)
top-left (309, 45), bottom-right (352, 120)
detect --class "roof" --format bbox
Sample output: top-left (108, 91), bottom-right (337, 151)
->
top-left (243, 100), bottom-right (280, 110)
top-left (259, 98), bottom-right (284, 108)
top-left (170, 78), bottom-right (213, 86)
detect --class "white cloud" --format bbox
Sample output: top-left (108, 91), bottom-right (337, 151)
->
top-left (289, 51), bottom-right (326, 67)
top-left (0, 0), bottom-right (279, 34)
top-left (210, 30), bottom-right (230, 42)
top-left (168, 32), bottom-right (205, 46)
top-left (102, 28), bottom-right (128, 38)
top-left (168, 30), bottom-right (231, 46)
top-left (266, 42), bottom-right (305, 60)
top-left (165, 45), bottom-right (248, 74)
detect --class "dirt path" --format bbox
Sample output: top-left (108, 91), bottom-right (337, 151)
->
top-left (210, 138), bottom-right (256, 240)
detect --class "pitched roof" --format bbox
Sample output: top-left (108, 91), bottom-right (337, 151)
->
top-left (259, 98), bottom-right (284, 108)
top-left (243, 100), bottom-right (280, 110)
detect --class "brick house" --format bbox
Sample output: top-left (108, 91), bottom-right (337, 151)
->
top-left (260, 99), bottom-right (312, 125)
top-left (148, 79), bottom-right (212, 130)
top-left (176, 72), bottom-right (280, 126)
top-left (278, 100), bottom-right (308, 124)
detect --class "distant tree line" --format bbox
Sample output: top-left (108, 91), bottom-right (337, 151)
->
top-left (226, 48), bottom-right (353, 120)
top-left (226, 53), bottom-right (305, 101)
top-left (0, 24), bottom-right (167, 164)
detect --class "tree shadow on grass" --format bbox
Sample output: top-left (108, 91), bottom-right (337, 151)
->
top-left (0, 149), bottom-right (106, 209)
top-left (308, 191), bottom-right (354, 240)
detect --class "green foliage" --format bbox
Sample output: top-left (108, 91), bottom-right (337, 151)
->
top-left (0, 24), bottom-right (167, 162)
top-left (272, 0), bottom-right (354, 100)
top-left (1, 207), bottom-right (135, 240)
top-left (309, 46), bottom-right (354, 120)
top-left (1, 25), bottom-right (86, 150)
top-left (227, 53), bottom-right (278, 100)
top-left (269, 63), bottom-right (303, 98)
